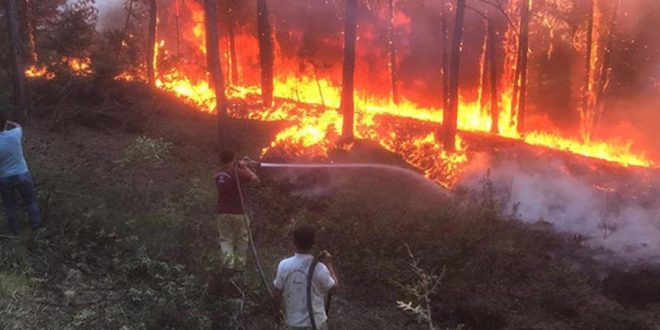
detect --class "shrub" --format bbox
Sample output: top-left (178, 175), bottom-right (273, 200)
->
top-left (121, 136), bottom-right (173, 168)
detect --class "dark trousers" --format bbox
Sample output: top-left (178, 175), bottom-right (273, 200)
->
top-left (0, 172), bottom-right (42, 234)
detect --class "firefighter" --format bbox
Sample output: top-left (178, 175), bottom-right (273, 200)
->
top-left (273, 225), bottom-right (339, 330)
top-left (214, 150), bottom-right (259, 270)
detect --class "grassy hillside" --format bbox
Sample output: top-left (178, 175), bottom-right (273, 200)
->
top-left (0, 78), bottom-right (659, 329)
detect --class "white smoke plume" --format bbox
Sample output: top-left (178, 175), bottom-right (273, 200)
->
top-left (457, 152), bottom-right (660, 266)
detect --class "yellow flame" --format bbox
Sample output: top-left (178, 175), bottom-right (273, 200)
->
top-left (115, 0), bottom-right (654, 186)
top-left (64, 57), bottom-right (92, 75)
top-left (25, 65), bottom-right (54, 80)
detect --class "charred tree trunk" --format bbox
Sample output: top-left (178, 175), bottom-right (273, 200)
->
top-left (441, 5), bottom-right (450, 112)
top-left (122, 0), bottom-right (135, 38)
top-left (228, 16), bottom-right (239, 85)
top-left (257, 0), bottom-right (274, 107)
top-left (118, 0), bottom-right (135, 60)
top-left (223, 39), bottom-right (231, 80)
top-left (204, 0), bottom-right (229, 149)
top-left (341, 0), bottom-right (358, 141)
top-left (388, 0), bottom-right (400, 106)
top-left (21, 0), bottom-right (37, 64)
top-left (147, 0), bottom-right (157, 87)
top-left (487, 19), bottom-right (499, 134)
top-left (595, 0), bottom-right (620, 128)
top-left (516, 0), bottom-right (530, 134)
top-left (582, 0), bottom-right (595, 141)
top-left (584, 0), bottom-right (595, 102)
top-left (477, 22), bottom-right (488, 108)
top-left (444, 0), bottom-right (466, 151)
top-left (313, 64), bottom-right (326, 107)
top-left (175, 0), bottom-right (181, 56)
top-left (5, 0), bottom-right (28, 121)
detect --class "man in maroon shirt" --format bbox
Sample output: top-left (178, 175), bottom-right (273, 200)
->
top-left (215, 150), bottom-right (260, 270)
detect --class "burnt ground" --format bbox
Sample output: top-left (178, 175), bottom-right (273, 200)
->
top-left (1, 78), bottom-right (660, 329)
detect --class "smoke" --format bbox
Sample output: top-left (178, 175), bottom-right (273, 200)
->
top-left (262, 155), bottom-right (660, 267)
top-left (95, 0), bottom-right (126, 31)
top-left (457, 152), bottom-right (660, 266)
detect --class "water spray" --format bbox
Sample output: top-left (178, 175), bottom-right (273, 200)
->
top-left (257, 162), bottom-right (449, 192)
top-left (239, 157), bottom-right (447, 329)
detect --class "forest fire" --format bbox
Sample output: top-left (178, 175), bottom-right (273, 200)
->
top-left (24, 57), bottom-right (92, 78)
top-left (117, 0), bottom-right (655, 185)
top-left (65, 57), bottom-right (93, 75)
top-left (5, 0), bottom-right (660, 327)
top-left (25, 65), bottom-right (54, 79)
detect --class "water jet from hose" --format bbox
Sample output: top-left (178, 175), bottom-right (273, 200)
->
top-left (259, 162), bottom-right (449, 193)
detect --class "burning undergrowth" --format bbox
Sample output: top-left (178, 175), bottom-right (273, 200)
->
top-left (99, 0), bottom-right (659, 182)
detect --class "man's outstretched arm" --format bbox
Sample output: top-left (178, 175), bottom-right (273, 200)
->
top-left (236, 162), bottom-right (260, 184)
top-left (6, 121), bottom-right (21, 130)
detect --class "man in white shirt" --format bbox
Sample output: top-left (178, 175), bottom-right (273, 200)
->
top-left (273, 225), bottom-right (338, 330)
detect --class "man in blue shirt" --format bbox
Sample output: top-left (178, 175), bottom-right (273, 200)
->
top-left (0, 114), bottom-right (41, 235)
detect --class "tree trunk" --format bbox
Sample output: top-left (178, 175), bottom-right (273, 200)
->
top-left (175, 0), bottom-right (181, 56)
top-left (21, 0), bottom-right (37, 64)
top-left (516, 0), bottom-right (530, 134)
top-left (341, 0), bottom-right (358, 141)
top-left (5, 0), bottom-right (28, 122)
top-left (388, 0), bottom-right (400, 106)
top-left (441, 5), bottom-right (450, 112)
top-left (313, 64), bottom-right (326, 107)
top-left (118, 0), bottom-right (135, 60)
top-left (477, 22), bottom-right (488, 108)
top-left (487, 19), bottom-right (499, 134)
top-left (228, 16), bottom-right (239, 85)
top-left (223, 38), bottom-right (231, 80)
top-left (204, 0), bottom-right (229, 149)
top-left (122, 0), bottom-right (135, 38)
top-left (147, 0), bottom-right (157, 87)
top-left (444, 0), bottom-right (466, 151)
top-left (595, 0), bottom-right (620, 128)
top-left (257, 0), bottom-right (274, 107)
top-left (581, 0), bottom-right (595, 141)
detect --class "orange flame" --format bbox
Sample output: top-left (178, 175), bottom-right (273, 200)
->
top-left (118, 0), bottom-right (655, 186)
top-left (25, 65), bottom-right (55, 80)
top-left (25, 57), bottom-right (92, 79)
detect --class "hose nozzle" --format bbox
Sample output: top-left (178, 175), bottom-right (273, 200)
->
top-left (240, 156), bottom-right (261, 170)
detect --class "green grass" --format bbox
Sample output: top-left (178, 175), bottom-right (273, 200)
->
top-left (0, 272), bottom-right (30, 298)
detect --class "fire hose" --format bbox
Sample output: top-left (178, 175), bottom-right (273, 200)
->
top-left (234, 161), bottom-right (272, 297)
top-left (234, 158), bottom-right (333, 329)
top-left (307, 254), bottom-right (333, 330)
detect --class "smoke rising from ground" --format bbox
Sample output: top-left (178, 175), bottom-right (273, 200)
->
top-left (263, 154), bottom-right (660, 268)
top-left (457, 152), bottom-right (660, 266)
